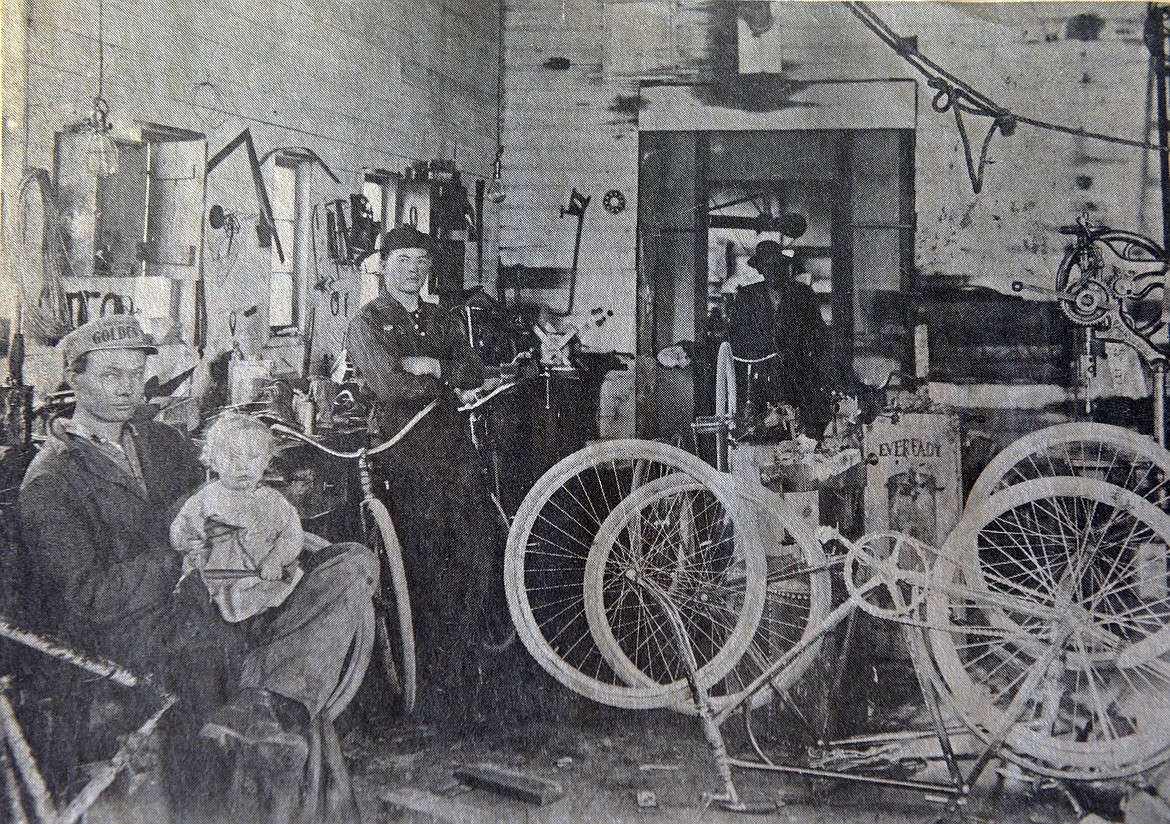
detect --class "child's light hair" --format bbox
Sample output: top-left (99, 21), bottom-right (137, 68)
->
top-left (201, 412), bottom-right (274, 468)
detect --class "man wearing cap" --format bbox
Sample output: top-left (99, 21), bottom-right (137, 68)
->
top-left (345, 226), bottom-right (502, 723)
top-left (728, 238), bottom-right (836, 437)
top-left (17, 315), bottom-right (379, 808)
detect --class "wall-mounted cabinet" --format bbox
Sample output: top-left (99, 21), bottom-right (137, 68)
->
top-left (53, 125), bottom-right (206, 330)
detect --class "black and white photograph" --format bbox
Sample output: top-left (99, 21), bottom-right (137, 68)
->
top-left (2, 1), bottom-right (1170, 822)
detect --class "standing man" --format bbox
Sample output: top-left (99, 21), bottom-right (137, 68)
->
top-left (17, 315), bottom-right (378, 810)
top-left (345, 226), bottom-right (502, 725)
top-left (728, 239), bottom-right (836, 437)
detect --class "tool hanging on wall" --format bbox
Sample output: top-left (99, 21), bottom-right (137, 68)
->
top-left (324, 195), bottom-right (382, 266)
top-left (206, 129), bottom-right (284, 263)
top-left (325, 199), bottom-right (349, 265)
top-left (14, 169), bottom-right (71, 344)
top-left (310, 204), bottom-right (329, 293)
top-left (302, 306), bottom-right (316, 378)
top-left (4, 304), bottom-right (33, 449)
top-left (555, 188), bottom-right (591, 316)
top-left (347, 194), bottom-right (381, 262)
top-left (194, 279), bottom-right (208, 355)
top-left (207, 204), bottom-right (241, 257)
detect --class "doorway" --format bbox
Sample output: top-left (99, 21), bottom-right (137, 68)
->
top-left (636, 128), bottom-right (915, 439)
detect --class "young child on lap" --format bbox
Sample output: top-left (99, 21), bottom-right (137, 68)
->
top-left (171, 413), bottom-right (304, 623)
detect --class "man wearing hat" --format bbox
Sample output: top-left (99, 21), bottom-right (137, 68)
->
top-left (18, 315), bottom-right (379, 808)
top-left (728, 237), bottom-right (836, 437)
top-left (346, 226), bottom-right (503, 724)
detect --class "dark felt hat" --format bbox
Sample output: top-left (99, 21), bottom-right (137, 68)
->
top-left (747, 240), bottom-right (787, 270)
top-left (381, 225), bottom-right (433, 257)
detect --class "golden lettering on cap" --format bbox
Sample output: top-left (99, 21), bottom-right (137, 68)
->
top-left (90, 323), bottom-right (138, 345)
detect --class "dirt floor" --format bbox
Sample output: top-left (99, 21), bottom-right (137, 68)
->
top-left (331, 642), bottom-right (1158, 824)
top-left (74, 636), bottom-right (1170, 824)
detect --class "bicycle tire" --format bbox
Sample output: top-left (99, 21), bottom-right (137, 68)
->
top-left (715, 341), bottom-right (737, 419)
top-left (504, 439), bottom-right (765, 710)
top-left (585, 473), bottom-right (829, 714)
top-left (967, 422), bottom-right (1170, 512)
top-left (364, 497), bottom-right (417, 715)
top-left (923, 476), bottom-right (1170, 779)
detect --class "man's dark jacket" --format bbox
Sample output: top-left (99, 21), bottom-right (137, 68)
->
top-left (17, 418), bottom-right (205, 672)
top-left (728, 277), bottom-right (835, 434)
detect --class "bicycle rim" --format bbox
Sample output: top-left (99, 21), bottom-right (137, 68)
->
top-left (365, 498), bottom-right (417, 715)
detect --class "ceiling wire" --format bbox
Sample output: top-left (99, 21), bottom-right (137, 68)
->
top-left (96, 0), bottom-right (104, 101)
top-left (496, 0), bottom-right (505, 151)
top-left (845, 1), bottom-right (1170, 194)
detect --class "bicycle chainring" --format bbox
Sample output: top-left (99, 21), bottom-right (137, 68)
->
top-left (844, 532), bottom-right (930, 622)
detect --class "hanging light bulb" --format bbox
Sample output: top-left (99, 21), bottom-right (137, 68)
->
top-left (486, 146), bottom-right (505, 204)
top-left (85, 97), bottom-right (119, 178)
top-left (82, 0), bottom-right (118, 178)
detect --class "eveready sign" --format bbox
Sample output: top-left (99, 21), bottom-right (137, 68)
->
top-left (875, 438), bottom-right (941, 459)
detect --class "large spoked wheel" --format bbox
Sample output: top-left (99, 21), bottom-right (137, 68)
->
top-left (364, 498), bottom-right (417, 715)
top-left (585, 474), bottom-right (829, 714)
top-left (923, 477), bottom-right (1170, 779)
top-left (714, 342), bottom-right (736, 472)
top-left (715, 341), bottom-right (737, 419)
top-left (505, 439), bottom-right (765, 709)
top-left (967, 423), bottom-right (1170, 513)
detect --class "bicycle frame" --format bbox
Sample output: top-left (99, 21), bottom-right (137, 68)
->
top-left (0, 617), bottom-right (174, 824)
top-left (616, 481), bottom-right (1169, 816)
top-left (627, 524), bottom-right (1071, 815)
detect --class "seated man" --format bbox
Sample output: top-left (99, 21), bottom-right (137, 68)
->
top-left (17, 315), bottom-right (378, 810)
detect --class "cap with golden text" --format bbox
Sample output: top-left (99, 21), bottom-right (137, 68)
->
top-left (61, 316), bottom-right (158, 367)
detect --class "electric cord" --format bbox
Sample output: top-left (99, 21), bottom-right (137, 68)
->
top-left (846, 1), bottom-right (1170, 194)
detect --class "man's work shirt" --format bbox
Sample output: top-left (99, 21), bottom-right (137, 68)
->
top-left (18, 414), bottom-right (205, 667)
top-left (55, 415), bottom-right (148, 496)
top-left (345, 292), bottom-right (485, 445)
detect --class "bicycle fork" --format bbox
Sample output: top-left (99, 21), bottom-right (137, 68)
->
top-left (630, 575), bottom-right (773, 814)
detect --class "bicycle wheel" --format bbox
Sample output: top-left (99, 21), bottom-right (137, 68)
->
top-left (714, 342), bottom-right (737, 472)
top-left (715, 341), bottom-right (737, 419)
top-left (585, 474), bottom-right (829, 714)
top-left (924, 477), bottom-right (1170, 779)
top-left (968, 423), bottom-right (1170, 513)
top-left (505, 439), bottom-right (765, 709)
top-left (364, 497), bottom-right (416, 715)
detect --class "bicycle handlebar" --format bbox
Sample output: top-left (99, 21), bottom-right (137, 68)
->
top-left (272, 373), bottom-right (526, 457)
top-left (457, 380), bottom-right (521, 412)
top-left (271, 397), bottom-right (440, 460)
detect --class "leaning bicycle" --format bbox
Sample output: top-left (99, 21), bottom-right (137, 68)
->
top-left (506, 436), bottom-right (1170, 813)
top-left (268, 401), bottom-right (439, 715)
top-left (269, 378), bottom-right (523, 715)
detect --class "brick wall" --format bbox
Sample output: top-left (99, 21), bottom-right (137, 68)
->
top-left (1, 0), bottom-right (501, 386)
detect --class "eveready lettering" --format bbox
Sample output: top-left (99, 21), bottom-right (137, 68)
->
top-left (876, 439), bottom-right (941, 459)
